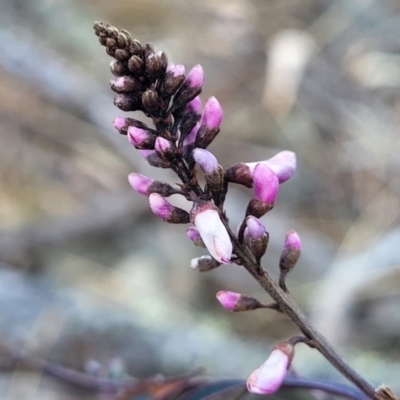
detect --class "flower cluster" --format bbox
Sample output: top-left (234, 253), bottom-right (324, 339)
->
top-left (94, 21), bottom-right (302, 395)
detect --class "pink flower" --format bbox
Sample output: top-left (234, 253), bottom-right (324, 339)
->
top-left (247, 343), bottom-right (294, 395)
top-left (192, 203), bottom-right (232, 264)
top-left (246, 151), bottom-right (296, 184)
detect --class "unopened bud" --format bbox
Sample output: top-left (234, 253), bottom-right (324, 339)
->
top-left (128, 55), bottom-right (143, 73)
top-left (112, 117), bottom-right (149, 135)
top-left (192, 149), bottom-right (218, 175)
top-left (202, 96), bottom-right (222, 130)
top-left (163, 64), bottom-right (186, 96)
top-left (245, 216), bottom-right (269, 260)
top-left (155, 137), bottom-right (176, 161)
top-left (149, 193), bottom-right (190, 224)
top-left (186, 64), bottom-right (204, 89)
top-left (114, 49), bottom-right (130, 61)
top-left (279, 230), bottom-right (301, 275)
top-left (195, 97), bottom-right (223, 149)
top-left (191, 202), bottom-right (232, 264)
top-left (216, 291), bottom-right (262, 312)
top-left (145, 53), bottom-right (161, 78)
top-left (110, 76), bottom-right (143, 93)
top-left (142, 90), bottom-right (160, 113)
top-left (190, 255), bottom-right (220, 272)
top-left (110, 60), bottom-right (129, 76)
top-left (127, 126), bottom-right (156, 149)
top-left (114, 93), bottom-right (142, 112)
top-left (247, 164), bottom-right (279, 218)
top-left (247, 342), bottom-right (294, 395)
top-left (128, 173), bottom-right (176, 197)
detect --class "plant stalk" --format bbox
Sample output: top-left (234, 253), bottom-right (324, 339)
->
top-left (227, 226), bottom-right (376, 400)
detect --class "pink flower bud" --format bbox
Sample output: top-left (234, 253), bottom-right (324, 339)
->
top-left (216, 291), bottom-right (241, 311)
top-left (155, 137), bottom-right (172, 154)
top-left (253, 164), bottom-right (279, 205)
top-left (186, 96), bottom-right (202, 114)
top-left (186, 226), bottom-right (205, 247)
top-left (192, 149), bottom-right (218, 174)
top-left (283, 230), bottom-right (301, 251)
top-left (202, 96), bottom-right (223, 130)
top-left (112, 117), bottom-right (127, 131)
top-left (246, 151), bottom-right (296, 184)
top-left (191, 203), bottom-right (232, 264)
top-left (186, 64), bottom-right (204, 88)
top-left (149, 193), bottom-right (190, 224)
top-left (247, 343), bottom-right (294, 395)
top-left (245, 216), bottom-right (265, 240)
top-left (216, 291), bottom-right (263, 312)
top-left (128, 126), bottom-right (155, 149)
top-left (128, 173), bottom-right (154, 196)
top-left (168, 64), bottom-right (185, 77)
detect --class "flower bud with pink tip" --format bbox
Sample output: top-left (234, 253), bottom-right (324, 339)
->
top-left (247, 164), bottom-right (279, 218)
top-left (155, 137), bottom-right (175, 161)
top-left (128, 173), bottom-right (176, 197)
top-left (244, 216), bottom-right (269, 261)
top-left (164, 64), bottom-right (186, 95)
top-left (191, 202), bottom-right (232, 264)
top-left (149, 193), bottom-right (190, 224)
top-left (192, 149), bottom-right (223, 193)
top-left (202, 96), bottom-right (223, 130)
top-left (110, 76), bottom-right (143, 93)
top-left (186, 64), bottom-right (204, 89)
top-left (128, 126), bottom-right (156, 149)
top-left (216, 291), bottom-right (263, 312)
top-left (279, 230), bottom-right (301, 291)
top-left (195, 97), bottom-right (223, 149)
top-left (247, 342), bottom-right (294, 395)
top-left (192, 149), bottom-right (219, 174)
top-left (190, 255), bottom-right (220, 272)
top-left (186, 226), bottom-right (205, 248)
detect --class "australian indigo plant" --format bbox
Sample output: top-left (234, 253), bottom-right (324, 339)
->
top-left (93, 22), bottom-right (396, 400)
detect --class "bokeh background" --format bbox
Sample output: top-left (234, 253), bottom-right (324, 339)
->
top-left (1, 0), bottom-right (400, 398)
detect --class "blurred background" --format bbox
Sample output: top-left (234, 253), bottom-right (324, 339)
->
top-left (1, 0), bottom-right (400, 398)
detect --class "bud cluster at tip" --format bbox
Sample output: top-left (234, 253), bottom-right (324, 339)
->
top-left (96, 22), bottom-right (301, 289)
